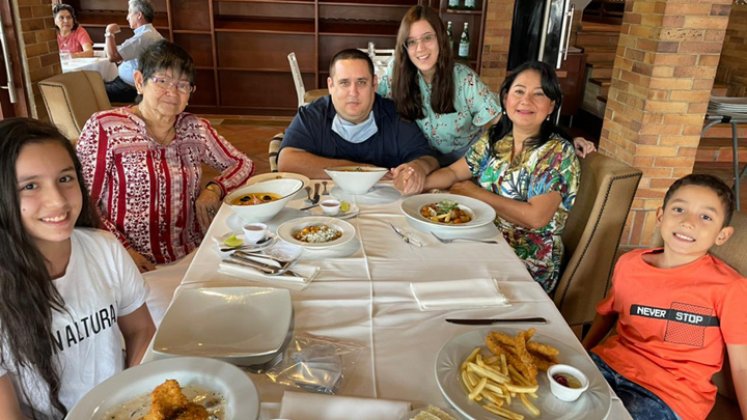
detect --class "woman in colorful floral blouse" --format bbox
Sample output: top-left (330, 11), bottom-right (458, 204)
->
top-left (417, 61), bottom-right (580, 293)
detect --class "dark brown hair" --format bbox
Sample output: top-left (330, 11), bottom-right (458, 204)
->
top-left (663, 174), bottom-right (736, 226)
top-left (328, 48), bottom-right (375, 79)
top-left (0, 118), bottom-right (98, 418)
top-left (391, 5), bottom-right (455, 121)
top-left (52, 3), bottom-right (79, 32)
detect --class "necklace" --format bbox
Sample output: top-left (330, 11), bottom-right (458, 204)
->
top-left (132, 106), bottom-right (175, 145)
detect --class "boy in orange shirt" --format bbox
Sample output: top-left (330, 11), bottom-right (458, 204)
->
top-left (582, 174), bottom-right (747, 420)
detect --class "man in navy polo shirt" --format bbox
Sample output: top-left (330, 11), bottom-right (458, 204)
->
top-left (278, 49), bottom-right (438, 194)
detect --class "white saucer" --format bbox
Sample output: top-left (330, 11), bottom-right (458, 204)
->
top-left (307, 202), bottom-right (360, 220)
top-left (213, 231), bottom-right (276, 257)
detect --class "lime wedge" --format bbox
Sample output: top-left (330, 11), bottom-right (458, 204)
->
top-left (223, 234), bottom-right (243, 248)
top-left (340, 201), bottom-right (351, 213)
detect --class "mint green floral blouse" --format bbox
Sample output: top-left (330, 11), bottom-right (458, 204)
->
top-left (377, 63), bottom-right (501, 158)
top-left (465, 133), bottom-right (580, 293)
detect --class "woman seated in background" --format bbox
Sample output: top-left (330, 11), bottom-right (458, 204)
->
top-left (0, 118), bottom-right (154, 419)
top-left (53, 4), bottom-right (93, 58)
top-left (378, 5), bottom-right (594, 166)
top-left (414, 61), bottom-right (580, 293)
top-left (76, 40), bottom-right (254, 273)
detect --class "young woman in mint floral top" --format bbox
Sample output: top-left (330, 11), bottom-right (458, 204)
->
top-left (378, 5), bottom-right (594, 168)
top-left (415, 61), bottom-right (580, 293)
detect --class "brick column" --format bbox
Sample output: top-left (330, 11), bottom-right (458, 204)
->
top-left (598, 0), bottom-right (732, 247)
top-left (11, 0), bottom-right (61, 119)
top-left (480, 0), bottom-right (514, 91)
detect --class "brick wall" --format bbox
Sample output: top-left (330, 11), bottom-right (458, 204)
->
top-left (11, 0), bottom-right (60, 120)
top-left (479, 0), bottom-right (514, 91)
top-left (716, 3), bottom-right (747, 95)
top-left (599, 0), bottom-right (732, 247)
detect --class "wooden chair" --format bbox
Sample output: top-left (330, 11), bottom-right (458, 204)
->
top-left (268, 132), bottom-right (283, 172)
top-left (706, 211), bottom-right (746, 419)
top-left (553, 153), bottom-right (642, 331)
top-left (38, 70), bottom-right (111, 143)
top-left (287, 52), bottom-right (327, 108)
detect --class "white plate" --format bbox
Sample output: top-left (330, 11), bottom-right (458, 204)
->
top-left (66, 356), bottom-right (259, 420)
top-left (153, 287), bottom-right (292, 365)
top-left (246, 172), bottom-right (311, 190)
top-left (213, 231), bottom-right (276, 254)
top-left (401, 193), bottom-right (496, 231)
top-left (435, 327), bottom-right (611, 420)
top-left (308, 202), bottom-right (360, 220)
top-left (277, 216), bottom-right (356, 249)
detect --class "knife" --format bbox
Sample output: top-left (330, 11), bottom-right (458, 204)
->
top-left (388, 223), bottom-right (423, 247)
top-left (445, 317), bottom-right (548, 325)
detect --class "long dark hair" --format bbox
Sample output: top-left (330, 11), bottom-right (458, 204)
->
top-left (392, 5), bottom-right (456, 121)
top-left (490, 60), bottom-right (568, 153)
top-left (52, 4), bottom-right (79, 32)
top-left (0, 118), bottom-right (98, 418)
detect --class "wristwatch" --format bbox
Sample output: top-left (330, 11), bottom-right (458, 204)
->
top-left (104, 32), bottom-right (115, 38)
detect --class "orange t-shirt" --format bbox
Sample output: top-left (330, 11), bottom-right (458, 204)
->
top-left (592, 249), bottom-right (747, 420)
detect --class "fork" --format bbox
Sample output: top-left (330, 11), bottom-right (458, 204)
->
top-left (431, 232), bottom-right (498, 244)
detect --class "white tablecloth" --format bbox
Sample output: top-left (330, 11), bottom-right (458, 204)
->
top-left (61, 57), bottom-right (118, 82)
top-left (142, 181), bottom-right (631, 420)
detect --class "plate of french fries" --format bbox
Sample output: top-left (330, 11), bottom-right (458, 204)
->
top-left (435, 327), bottom-right (611, 420)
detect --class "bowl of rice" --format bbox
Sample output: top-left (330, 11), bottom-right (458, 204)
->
top-left (277, 216), bottom-right (356, 249)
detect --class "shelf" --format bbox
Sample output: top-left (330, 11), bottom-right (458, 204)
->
top-left (214, 16), bottom-right (315, 33)
top-left (443, 8), bottom-right (482, 15)
top-left (213, 0), bottom-right (314, 3)
top-left (319, 20), bottom-right (400, 36)
top-left (172, 30), bottom-right (213, 35)
top-left (219, 67), bottom-right (292, 73)
top-left (77, 10), bottom-right (169, 28)
top-left (320, 0), bottom-right (418, 6)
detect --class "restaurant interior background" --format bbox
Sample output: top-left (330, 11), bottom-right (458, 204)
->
top-left (1, 0), bottom-right (746, 251)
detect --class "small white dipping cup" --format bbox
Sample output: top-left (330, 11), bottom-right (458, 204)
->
top-left (547, 364), bottom-right (589, 402)
top-left (320, 199), bottom-right (341, 216)
top-left (242, 222), bottom-right (268, 244)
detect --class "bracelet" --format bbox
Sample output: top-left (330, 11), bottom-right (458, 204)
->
top-left (205, 183), bottom-right (223, 199)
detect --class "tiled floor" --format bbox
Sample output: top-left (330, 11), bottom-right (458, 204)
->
top-left (206, 115), bottom-right (747, 212)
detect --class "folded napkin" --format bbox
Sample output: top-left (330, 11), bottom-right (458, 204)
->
top-left (218, 260), bottom-right (319, 290)
top-left (410, 278), bottom-right (509, 311)
top-left (278, 391), bottom-right (411, 420)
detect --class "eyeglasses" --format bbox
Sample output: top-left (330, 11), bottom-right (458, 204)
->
top-left (405, 33), bottom-right (437, 50)
top-left (148, 76), bottom-right (195, 94)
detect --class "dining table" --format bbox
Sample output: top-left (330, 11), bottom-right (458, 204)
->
top-left (61, 56), bottom-right (118, 82)
top-left (141, 180), bottom-right (632, 420)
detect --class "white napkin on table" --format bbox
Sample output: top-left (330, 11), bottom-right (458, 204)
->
top-left (410, 278), bottom-right (509, 310)
top-left (278, 391), bottom-right (411, 420)
top-left (218, 260), bottom-right (319, 290)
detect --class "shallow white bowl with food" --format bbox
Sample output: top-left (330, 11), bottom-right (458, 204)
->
top-left (277, 216), bottom-right (356, 249)
top-left (66, 356), bottom-right (259, 420)
top-left (324, 165), bottom-right (388, 195)
top-left (153, 287), bottom-right (292, 365)
top-left (401, 193), bottom-right (496, 232)
top-left (224, 178), bottom-right (304, 222)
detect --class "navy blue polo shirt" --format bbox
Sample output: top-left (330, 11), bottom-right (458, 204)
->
top-left (280, 95), bottom-right (436, 168)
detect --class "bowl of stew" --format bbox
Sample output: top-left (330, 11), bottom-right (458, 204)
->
top-left (224, 178), bottom-right (304, 222)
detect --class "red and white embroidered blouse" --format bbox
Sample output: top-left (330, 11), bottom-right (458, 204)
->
top-left (77, 108), bottom-right (254, 264)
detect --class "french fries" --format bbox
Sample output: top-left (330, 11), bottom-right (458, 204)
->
top-left (458, 328), bottom-right (560, 419)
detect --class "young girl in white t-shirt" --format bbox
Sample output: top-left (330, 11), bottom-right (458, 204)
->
top-left (0, 118), bottom-right (155, 419)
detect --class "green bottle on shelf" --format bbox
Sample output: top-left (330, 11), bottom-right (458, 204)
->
top-left (446, 21), bottom-right (454, 51)
top-left (458, 22), bottom-right (470, 59)
top-left (464, 0), bottom-right (477, 9)
top-left (448, 0), bottom-right (460, 9)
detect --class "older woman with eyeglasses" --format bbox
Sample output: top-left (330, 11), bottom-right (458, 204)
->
top-left (77, 40), bottom-right (254, 273)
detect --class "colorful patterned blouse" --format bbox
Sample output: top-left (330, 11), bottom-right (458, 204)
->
top-left (77, 108), bottom-right (254, 264)
top-left (465, 133), bottom-right (580, 292)
top-left (377, 63), bottom-right (501, 162)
